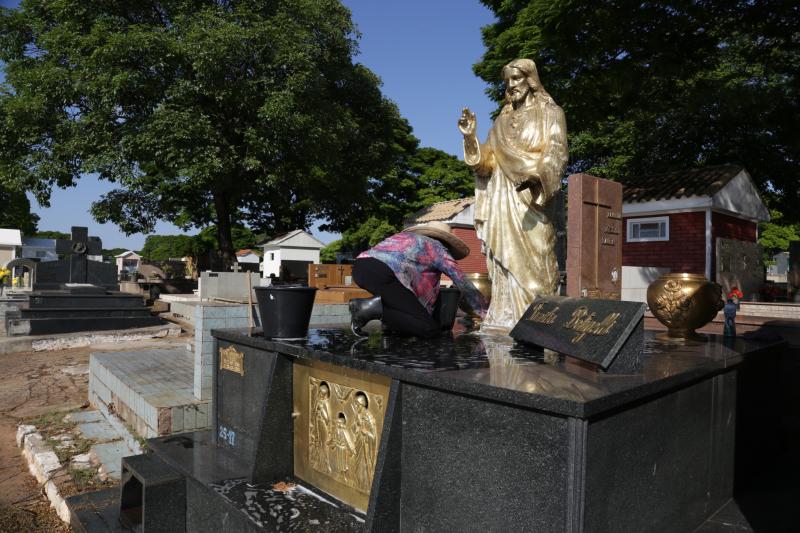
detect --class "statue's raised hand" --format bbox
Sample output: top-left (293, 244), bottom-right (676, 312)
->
top-left (458, 108), bottom-right (477, 137)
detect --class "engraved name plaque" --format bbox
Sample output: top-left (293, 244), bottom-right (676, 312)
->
top-left (510, 296), bottom-right (646, 374)
top-left (293, 359), bottom-right (390, 512)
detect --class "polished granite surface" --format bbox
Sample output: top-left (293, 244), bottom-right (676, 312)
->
top-left (212, 326), bottom-right (784, 418)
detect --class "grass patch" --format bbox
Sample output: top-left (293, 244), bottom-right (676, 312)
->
top-left (67, 467), bottom-right (115, 493)
top-left (46, 435), bottom-right (92, 464)
top-left (24, 409), bottom-right (78, 436)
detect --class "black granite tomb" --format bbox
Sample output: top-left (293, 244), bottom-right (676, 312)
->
top-left (34, 226), bottom-right (117, 290)
top-left (67, 325), bottom-right (784, 532)
top-left (2, 227), bottom-right (164, 335)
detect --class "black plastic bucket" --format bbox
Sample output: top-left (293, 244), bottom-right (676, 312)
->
top-left (253, 285), bottom-right (318, 339)
top-left (434, 287), bottom-right (462, 331)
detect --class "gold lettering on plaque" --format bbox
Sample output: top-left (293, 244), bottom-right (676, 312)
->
top-left (526, 303), bottom-right (559, 325)
top-left (219, 346), bottom-right (244, 376)
top-left (601, 237), bottom-right (616, 246)
top-left (604, 224), bottom-right (620, 235)
top-left (607, 211), bottom-right (622, 220)
top-left (294, 360), bottom-right (389, 512)
top-left (563, 306), bottom-right (621, 343)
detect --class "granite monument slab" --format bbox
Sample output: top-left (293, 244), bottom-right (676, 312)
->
top-left (566, 173), bottom-right (623, 300)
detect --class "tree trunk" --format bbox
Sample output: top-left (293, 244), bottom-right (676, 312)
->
top-left (214, 193), bottom-right (235, 270)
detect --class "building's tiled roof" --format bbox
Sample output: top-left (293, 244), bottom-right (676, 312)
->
top-left (406, 198), bottom-right (475, 224)
top-left (621, 164), bottom-right (743, 203)
top-left (236, 248), bottom-right (261, 257)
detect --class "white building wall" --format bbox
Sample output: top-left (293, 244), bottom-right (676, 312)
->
top-left (0, 247), bottom-right (15, 267)
top-left (621, 266), bottom-right (671, 303)
top-left (262, 249), bottom-right (282, 278)
top-left (280, 248), bottom-right (320, 263)
top-left (261, 247), bottom-right (321, 279)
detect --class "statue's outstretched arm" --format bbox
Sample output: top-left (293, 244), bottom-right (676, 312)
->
top-left (458, 108), bottom-right (492, 176)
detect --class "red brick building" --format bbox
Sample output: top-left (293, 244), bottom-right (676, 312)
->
top-left (620, 165), bottom-right (769, 298)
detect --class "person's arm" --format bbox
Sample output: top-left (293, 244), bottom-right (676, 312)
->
top-left (437, 253), bottom-right (488, 318)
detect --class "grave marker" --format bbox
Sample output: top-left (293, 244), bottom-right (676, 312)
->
top-left (566, 173), bottom-right (623, 300)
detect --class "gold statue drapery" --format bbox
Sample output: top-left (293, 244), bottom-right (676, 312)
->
top-left (459, 58), bottom-right (568, 330)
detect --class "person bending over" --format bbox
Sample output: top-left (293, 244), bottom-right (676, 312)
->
top-left (349, 221), bottom-right (488, 337)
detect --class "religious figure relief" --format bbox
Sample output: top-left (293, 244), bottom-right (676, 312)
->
top-left (351, 392), bottom-right (377, 493)
top-left (329, 413), bottom-right (356, 484)
top-left (306, 377), bottom-right (382, 494)
top-left (308, 381), bottom-right (332, 473)
top-left (459, 58), bottom-right (568, 330)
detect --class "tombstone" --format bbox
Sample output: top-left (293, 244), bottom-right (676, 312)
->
top-left (33, 227), bottom-right (118, 290)
top-left (566, 173), bottom-right (623, 300)
top-left (716, 238), bottom-right (763, 301)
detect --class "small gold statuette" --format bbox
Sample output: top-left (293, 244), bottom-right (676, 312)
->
top-left (219, 345), bottom-right (244, 376)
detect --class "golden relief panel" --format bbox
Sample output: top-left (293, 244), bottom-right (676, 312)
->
top-left (219, 346), bottom-right (244, 376)
top-left (293, 360), bottom-right (389, 512)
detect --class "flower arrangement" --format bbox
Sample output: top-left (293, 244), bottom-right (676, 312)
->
top-left (727, 287), bottom-right (744, 301)
top-left (0, 267), bottom-right (10, 295)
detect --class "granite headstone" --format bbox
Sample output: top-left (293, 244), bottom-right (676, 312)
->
top-left (566, 173), bottom-right (623, 300)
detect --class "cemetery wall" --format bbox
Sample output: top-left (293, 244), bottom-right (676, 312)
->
top-left (451, 227), bottom-right (488, 274)
top-left (198, 271), bottom-right (262, 302)
top-left (622, 211), bottom-right (706, 274)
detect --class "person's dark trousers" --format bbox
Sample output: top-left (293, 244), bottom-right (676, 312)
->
top-left (352, 257), bottom-right (440, 338)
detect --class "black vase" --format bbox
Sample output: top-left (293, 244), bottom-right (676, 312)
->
top-left (434, 287), bottom-right (462, 331)
top-left (253, 285), bottom-right (318, 339)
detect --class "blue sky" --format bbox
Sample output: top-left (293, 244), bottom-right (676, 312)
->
top-left (2, 0), bottom-right (497, 249)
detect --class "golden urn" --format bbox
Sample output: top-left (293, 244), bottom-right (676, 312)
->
top-left (646, 273), bottom-right (724, 342)
top-left (466, 273), bottom-right (492, 302)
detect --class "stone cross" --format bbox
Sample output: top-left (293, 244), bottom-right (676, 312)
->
top-left (231, 262), bottom-right (242, 272)
top-left (54, 227), bottom-right (103, 284)
top-left (566, 174), bottom-right (623, 300)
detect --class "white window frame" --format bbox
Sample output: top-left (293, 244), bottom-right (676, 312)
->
top-left (627, 216), bottom-right (670, 242)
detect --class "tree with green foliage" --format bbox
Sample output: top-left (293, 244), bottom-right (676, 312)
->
top-left (141, 235), bottom-right (197, 262)
top-left (0, 0), bottom-right (403, 267)
top-left (325, 146), bottom-right (476, 259)
top-left (141, 224), bottom-right (257, 265)
top-left (0, 185), bottom-right (38, 234)
top-left (759, 210), bottom-right (800, 262)
top-left (31, 230), bottom-right (69, 240)
top-left (475, 0), bottom-right (799, 219)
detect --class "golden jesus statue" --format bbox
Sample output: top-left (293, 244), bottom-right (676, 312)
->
top-left (458, 58), bottom-right (568, 331)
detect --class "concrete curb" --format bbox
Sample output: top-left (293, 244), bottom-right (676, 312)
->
top-left (0, 323), bottom-right (182, 355)
top-left (17, 426), bottom-right (71, 524)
